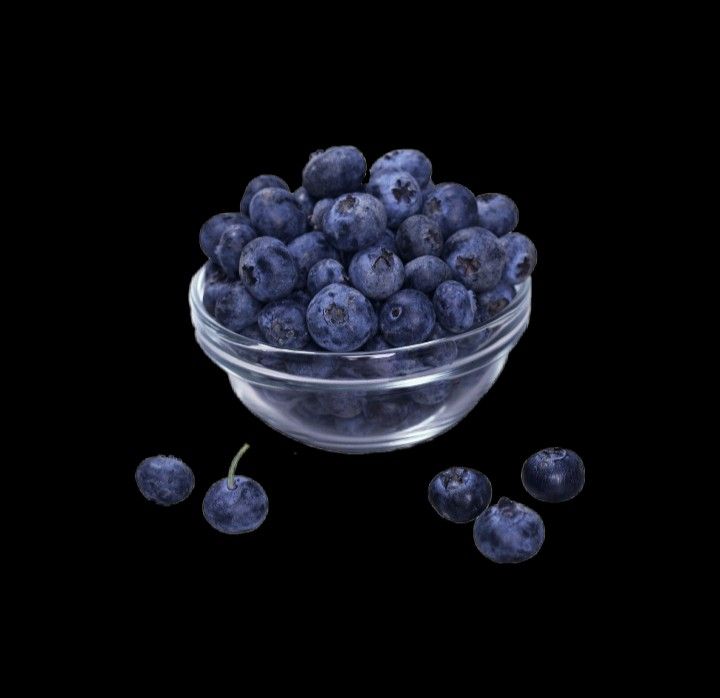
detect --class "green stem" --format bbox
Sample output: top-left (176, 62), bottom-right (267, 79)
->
top-left (227, 443), bottom-right (250, 489)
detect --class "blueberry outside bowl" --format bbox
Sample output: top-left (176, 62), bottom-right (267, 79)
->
top-left (189, 269), bottom-right (531, 454)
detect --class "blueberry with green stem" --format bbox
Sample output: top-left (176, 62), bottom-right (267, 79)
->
top-left (202, 444), bottom-right (269, 535)
top-left (135, 455), bottom-right (195, 506)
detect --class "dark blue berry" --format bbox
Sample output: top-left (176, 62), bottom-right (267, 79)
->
top-left (240, 175), bottom-right (289, 215)
top-left (302, 146), bottom-right (366, 199)
top-left (287, 231), bottom-right (340, 287)
top-left (238, 237), bottom-right (298, 302)
top-left (293, 186), bottom-right (315, 225)
top-left (396, 214), bottom-right (444, 261)
top-left (499, 232), bottom-right (537, 284)
top-left (349, 246), bottom-right (405, 301)
top-left (199, 212), bottom-right (248, 262)
top-left (203, 476), bottom-right (269, 535)
top-left (324, 193), bottom-right (387, 252)
top-left (423, 323), bottom-right (459, 368)
top-left (433, 280), bottom-right (477, 334)
top-left (136, 455), bottom-right (194, 506)
top-left (428, 467), bottom-right (492, 523)
top-left (311, 198), bottom-right (334, 230)
top-left (307, 258), bottom-right (348, 296)
top-left (476, 193), bottom-right (519, 237)
top-left (521, 447), bottom-right (585, 503)
top-left (380, 289), bottom-right (435, 347)
top-left (404, 255), bottom-right (454, 294)
top-left (249, 187), bottom-right (306, 242)
top-left (214, 282), bottom-right (263, 332)
top-left (214, 221), bottom-right (257, 279)
top-left (423, 183), bottom-right (479, 238)
top-left (476, 283), bottom-right (516, 322)
top-left (258, 300), bottom-right (309, 349)
top-left (369, 149), bottom-right (433, 188)
top-left (367, 169), bottom-right (422, 229)
top-left (378, 229), bottom-right (399, 254)
top-left (443, 227), bottom-right (506, 292)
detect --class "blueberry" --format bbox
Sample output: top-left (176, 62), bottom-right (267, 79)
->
top-left (199, 212), bottom-right (248, 262)
top-left (443, 227), bottom-right (506, 292)
top-left (318, 391), bottom-right (365, 418)
top-left (428, 467), bottom-right (492, 523)
top-left (239, 323), bottom-right (263, 341)
top-left (249, 187), bottom-right (306, 242)
top-left (473, 497), bottom-right (545, 564)
top-left (499, 232), bottom-right (537, 284)
top-left (294, 186), bottom-right (315, 225)
top-left (423, 323), bottom-right (458, 368)
top-left (302, 146), bottom-right (366, 199)
top-left (287, 231), bottom-right (340, 287)
top-left (214, 282), bottom-right (264, 332)
top-left (203, 280), bottom-right (232, 315)
top-left (240, 175), bottom-right (289, 215)
top-left (421, 180), bottom-right (436, 204)
top-left (522, 447), bottom-right (585, 503)
top-left (204, 261), bottom-right (227, 285)
top-left (307, 258), bottom-right (348, 296)
top-left (423, 183), bottom-right (480, 238)
top-left (396, 214), bottom-right (444, 262)
top-left (288, 288), bottom-right (312, 309)
top-left (363, 397), bottom-right (410, 426)
top-left (378, 229), bottom-right (399, 254)
top-left (367, 169), bottom-right (422, 229)
top-left (203, 475), bottom-right (268, 534)
top-left (349, 246), bottom-right (405, 301)
top-left (476, 193), bottom-right (519, 237)
top-left (369, 149), bottom-right (433, 188)
top-left (404, 255), bottom-right (454, 294)
top-left (258, 300), bottom-right (309, 349)
top-left (311, 198), bottom-right (334, 230)
top-left (380, 289), bottom-right (435, 347)
top-left (306, 283), bottom-right (378, 351)
top-left (284, 350), bottom-right (338, 379)
top-left (214, 221), bottom-right (257, 279)
top-left (361, 335), bottom-right (391, 352)
top-left (135, 455), bottom-right (194, 506)
top-left (476, 283), bottom-right (516, 322)
top-left (238, 237), bottom-right (298, 302)
top-left (324, 193), bottom-right (387, 252)
top-left (433, 280), bottom-right (477, 334)
top-left (411, 380), bottom-right (453, 406)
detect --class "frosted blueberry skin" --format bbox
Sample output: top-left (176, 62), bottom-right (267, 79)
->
top-left (473, 497), bottom-right (545, 564)
top-left (369, 149), bottom-right (433, 188)
top-left (202, 475), bottom-right (268, 535)
top-left (249, 187), bottom-right (307, 243)
top-left (311, 198), bottom-right (334, 230)
top-left (199, 212), bottom-right (249, 262)
top-left (499, 232), bottom-right (537, 284)
top-left (443, 227), bottom-right (506, 292)
top-left (428, 467), bottom-right (492, 523)
top-left (476, 193), bottom-right (519, 237)
top-left (238, 237), bottom-right (298, 302)
top-left (378, 229), bottom-right (398, 254)
top-left (404, 255), bottom-right (454, 294)
top-left (422, 183), bottom-right (480, 238)
top-left (293, 186), bottom-right (316, 225)
top-left (380, 289), bottom-right (435, 347)
top-left (287, 231), bottom-right (340, 288)
top-left (433, 280), bottom-right (477, 334)
top-left (307, 258), bottom-right (348, 296)
top-left (367, 169), bottom-right (422, 229)
top-left (349, 246), bottom-right (405, 301)
top-left (257, 300), bottom-right (310, 349)
top-left (135, 455), bottom-right (195, 506)
top-left (476, 283), bottom-right (516, 323)
top-left (521, 447), bottom-right (585, 503)
top-left (306, 283), bottom-right (378, 351)
top-left (213, 282), bottom-right (263, 332)
top-left (214, 221), bottom-right (257, 279)
top-left (302, 145), bottom-right (367, 199)
top-left (324, 193), bottom-right (387, 252)
top-left (240, 174), bottom-right (289, 215)
top-left (395, 214), bottom-right (443, 262)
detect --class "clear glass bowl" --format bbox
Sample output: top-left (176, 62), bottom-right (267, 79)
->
top-left (189, 269), bottom-right (531, 453)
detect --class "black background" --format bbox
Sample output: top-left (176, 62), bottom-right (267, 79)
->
top-left (111, 121), bottom-right (612, 607)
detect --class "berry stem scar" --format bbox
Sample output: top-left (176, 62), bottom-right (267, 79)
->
top-left (227, 443), bottom-right (250, 489)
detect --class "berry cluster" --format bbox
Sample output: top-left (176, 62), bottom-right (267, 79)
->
top-left (200, 146), bottom-right (537, 354)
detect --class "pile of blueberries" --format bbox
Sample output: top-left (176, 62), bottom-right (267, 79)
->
top-left (429, 447), bottom-right (585, 563)
top-left (199, 146), bottom-right (537, 354)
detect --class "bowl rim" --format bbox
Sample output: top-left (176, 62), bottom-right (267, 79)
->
top-left (189, 265), bottom-right (531, 359)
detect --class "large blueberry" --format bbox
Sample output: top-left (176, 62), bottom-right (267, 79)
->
top-left (302, 146), bottom-right (366, 199)
top-left (521, 447), bottom-right (585, 503)
top-left (238, 237), bottom-right (298, 302)
top-left (214, 221), bottom-right (257, 279)
top-left (249, 187), bottom-right (306, 242)
top-left (428, 467), bottom-right (492, 523)
top-left (476, 283), bottom-right (516, 323)
top-left (203, 475), bottom-right (269, 535)
top-left (476, 193), bottom-right (519, 237)
top-left (240, 174), bottom-right (289, 215)
top-left (396, 214), bottom-right (443, 261)
top-left (499, 232), bottom-right (537, 284)
top-left (307, 258), bottom-right (348, 297)
top-left (367, 170), bottom-right (422, 229)
top-left (369, 149), bottom-right (433, 188)
top-left (287, 231), bottom-right (340, 287)
top-left (433, 280), bottom-right (477, 334)
top-left (443, 227), bottom-right (506, 292)
top-left (306, 283), bottom-right (378, 351)
top-left (258, 300), bottom-right (310, 349)
top-left (404, 255), bottom-right (454, 294)
top-left (473, 497), bottom-right (545, 564)
top-left (423, 183), bottom-right (480, 238)
top-left (199, 212), bottom-right (248, 262)
top-left (324, 193), bottom-right (387, 252)
top-left (311, 198), bottom-right (334, 230)
top-left (203, 280), bottom-right (232, 315)
top-left (135, 455), bottom-right (195, 506)
top-left (214, 282), bottom-right (263, 332)
top-left (380, 289), bottom-right (435, 347)
top-left (349, 246), bottom-right (405, 301)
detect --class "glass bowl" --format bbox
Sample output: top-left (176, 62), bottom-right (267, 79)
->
top-left (189, 269), bottom-right (531, 454)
